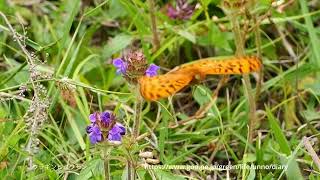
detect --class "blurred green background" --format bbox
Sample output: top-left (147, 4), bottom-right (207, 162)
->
top-left (0, 0), bottom-right (319, 179)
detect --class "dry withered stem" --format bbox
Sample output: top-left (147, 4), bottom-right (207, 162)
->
top-left (0, 11), bottom-right (49, 170)
top-left (303, 137), bottom-right (320, 170)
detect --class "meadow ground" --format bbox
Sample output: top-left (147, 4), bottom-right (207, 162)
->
top-left (0, 0), bottom-right (320, 179)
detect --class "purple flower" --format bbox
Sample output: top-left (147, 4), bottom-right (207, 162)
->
top-left (100, 111), bottom-right (113, 126)
top-left (108, 123), bottom-right (126, 141)
top-left (167, 5), bottom-right (179, 19)
top-left (89, 112), bottom-right (98, 123)
top-left (87, 124), bottom-right (102, 144)
top-left (113, 51), bottom-right (161, 84)
top-left (145, 64), bottom-right (159, 77)
top-left (86, 123), bottom-right (94, 134)
top-left (113, 58), bottom-right (127, 75)
top-left (167, 0), bottom-right (195, 20)
top-left (87, 110), bottom-right (125, 144)
top-left (108, 133), bottom-right (122, 141)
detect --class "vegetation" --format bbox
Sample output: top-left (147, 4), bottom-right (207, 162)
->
top-left (0, 0), bottom-right (319, 179)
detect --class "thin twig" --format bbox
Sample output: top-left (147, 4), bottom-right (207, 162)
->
top-left (0, 92), bottom-right (31, 102)
top-left (303, 137), bottom-right (320, 170)
top-left (148, 0), bottom-right (160, 51)
top-left (0, 12), bottom-right (38, 96)
top-left (0, 11), bottom-right (38, 170)
top-left (103, 146), bottom-right (111, 180)
top-left (133, 94), bottom-right (143, 138)
top-left (0, 11), bottom-right (49, 171)
top-left (137, 104), bottom-right (161, 141)
top-left (276, 25), bottom-right (297, 59)
top-left (253, 9), bottom-right (263, 101)
top-left (228, 7), bottom-right (257, 144)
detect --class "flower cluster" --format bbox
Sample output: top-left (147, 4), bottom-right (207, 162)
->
top-left (167, 0), bottom-right (195, 20)
top-left (113, 50), bottom-right (159, 83)
top-left (86, 111), bottom-right (126, 144)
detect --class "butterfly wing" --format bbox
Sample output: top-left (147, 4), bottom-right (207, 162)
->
top-left (138, 73), bottom-right (193, 101)
top-left (138, 56), bottom-right (261, 101)
top-left (177, 56), bottom-right (261, 75)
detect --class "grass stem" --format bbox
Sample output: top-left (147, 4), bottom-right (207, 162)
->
top-left (148, 0), bottom-right (160, 51)
top-left (133, 95), bottom-right (143, 138)
top-left (228, 8), bottom-right (257, 144)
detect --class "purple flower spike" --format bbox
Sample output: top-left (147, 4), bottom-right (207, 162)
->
top-left (108, 133), bottom-right (122, 141)
top-left (109, 123), bottom-right (124, 135)
top-left (116, 123), bottom-right (126, 135)
top-left (108, 123), bottom-right (126, 141)
top-left (145, 64), bottom-right (159, 77)
top-left (100, 111), bottom-right (113, 126)
top-left (167, 5), bottom-right (178, 19)
top-left (167, 0), bottom-right (195, 20)
top-left (89, 112), bottom-right (98, 123)
top-left (88, 124), bottom-right (102, 144)
top-left (118, 123), bottom-right (126, 135)
top-left (87, 110), bottom-right (125, 144)
top-left (113, 58), bottom-right (127, 75)
top-left (86, 123), bottom-right (94, 133)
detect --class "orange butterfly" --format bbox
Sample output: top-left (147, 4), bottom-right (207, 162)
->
top-left (138, 56), bottom-right (262, 101)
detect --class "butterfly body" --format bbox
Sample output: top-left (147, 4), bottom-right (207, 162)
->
top-left (138, 56), bottom-right (261, 101)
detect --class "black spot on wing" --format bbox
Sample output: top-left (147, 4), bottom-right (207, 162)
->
top-left (155, 94), bottom-right (161, 99)
top-left (249, 65), bottom-right (254, 71)
top-left (148, 93), bottom-right (155, 99)
top-left (169, 84), bottom-right (176, 91)
top-left (227, 67), bottom-right (234, 72)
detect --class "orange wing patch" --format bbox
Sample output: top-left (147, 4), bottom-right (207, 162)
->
top-left (139, 56), bottom-right (261, 101)
top-left (138, 73), bottom-right (193, 101)
top-left (177, 56), bottom-right (261, 75)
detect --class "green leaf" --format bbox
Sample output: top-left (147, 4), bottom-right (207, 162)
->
top-left (78, 158), bottom-right (104, 179)
top-left (102, 34), bottom-right (133, 59)
top-left (60, 99), bottom-right (86, 150)
top-left (109, 0), bottom-right (127, 18)
top-left (197, 22), bottom-right (231, 51)
top-left (158, 101), bottom-right (171, 163)
top-left (299, 0), bottom-right (320, 70)
top-left (280, 154), bottom-right (304, 180)
top-left (192, 85), bottom-right (212, 106)
top-left (266, 107), bottom-right (291, 155)
top-left (300, 109), bottom-right (320, 121)
top-left (247, 165), bottom-right (256, 180)
top-left (177, 30), bottom-right (196, 43)
top-left (154, 170), bottom-right (185, 180)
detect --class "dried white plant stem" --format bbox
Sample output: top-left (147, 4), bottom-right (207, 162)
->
top-left (0, 11), bottom-right (49, 170)
top-left (303, 137), bottom-right (320, 170)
